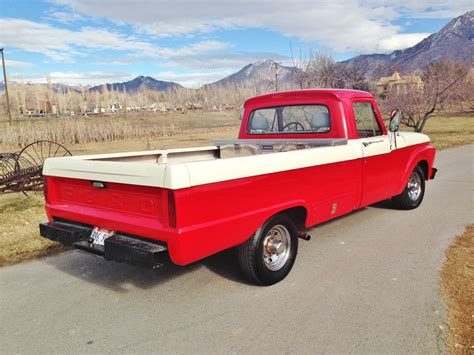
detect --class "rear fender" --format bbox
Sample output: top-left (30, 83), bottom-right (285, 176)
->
top-left (243, 201), bottom-right (311, 236)
top-left (168, 200), bottom-right (310, 265)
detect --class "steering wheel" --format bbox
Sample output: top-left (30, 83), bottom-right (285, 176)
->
top-left (282, 122), bottom-right (305, 131)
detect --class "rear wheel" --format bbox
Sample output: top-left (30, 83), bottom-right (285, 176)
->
top-left (238, 214), bottom-right (298, 285)
top-left (392, 165), bottom-right (425, 210)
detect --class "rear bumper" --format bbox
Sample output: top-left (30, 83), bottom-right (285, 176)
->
top-left (39, 220), bottom-right (168, 268)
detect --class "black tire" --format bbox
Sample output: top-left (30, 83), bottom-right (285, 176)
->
top-left (238, 213), bottom-right (298, 285)
top-left (392, 165), bottom-right (425, 210)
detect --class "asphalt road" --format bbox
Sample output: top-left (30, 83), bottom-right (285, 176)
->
top-left (1, 144), bottom-right (472, 354)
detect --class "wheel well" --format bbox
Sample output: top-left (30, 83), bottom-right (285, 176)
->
top-left (417, 160), bottom-right (429, 180)
top-left (280, 206), bottom-right (307, 231)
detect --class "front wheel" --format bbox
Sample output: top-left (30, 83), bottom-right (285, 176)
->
top-left (392, 165), bottom-right (425, 210)
top-left (238, 214), bottom-right (298, 285)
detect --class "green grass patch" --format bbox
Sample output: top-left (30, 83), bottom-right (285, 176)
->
top-left (0, 193), bottom-right (62, 266)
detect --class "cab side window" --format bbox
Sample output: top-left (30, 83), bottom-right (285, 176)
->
top-left (353, 102), bottom-right (382, 138)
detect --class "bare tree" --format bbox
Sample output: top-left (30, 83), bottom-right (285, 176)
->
top-left (293, 51), bottom-right (369, 90)
top-left (385, 60), bottom-right (471, 132)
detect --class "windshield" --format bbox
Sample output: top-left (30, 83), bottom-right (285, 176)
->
top-left (247, 105), bottom-right (330, 134)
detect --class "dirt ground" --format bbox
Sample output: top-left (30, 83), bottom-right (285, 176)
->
top-left (440, 225), bottom-right (474, 353)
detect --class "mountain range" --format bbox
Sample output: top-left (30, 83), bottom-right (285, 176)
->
top-left (88, 75), bottom-right (183, 93)
top-left (203, 60), bottom-right (299, 89)
top-left (342, 10), bottom-right (473, 76)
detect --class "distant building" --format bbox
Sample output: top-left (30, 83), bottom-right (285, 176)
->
top-left (126, 103), bottom-right (140, 112)
top-left (376, 71), bottom-right (422, 99)
top-left (110, 102), bottom-right (122, 112)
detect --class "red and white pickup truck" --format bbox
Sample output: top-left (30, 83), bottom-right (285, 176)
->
top-left (40, 89), bottom-right (437, 285)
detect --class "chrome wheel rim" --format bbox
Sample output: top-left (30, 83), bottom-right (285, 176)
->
top-left (262, 225), bottom-right (291, 271)
top-left (407, 172), bottom-right (422, 201)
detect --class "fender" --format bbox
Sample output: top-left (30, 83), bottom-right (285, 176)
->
top-left (232, 199), bottom-right (311, 237)
top-left (396, 143), bottom-right (436, 195)
top-left (168, 200), bottom-right (310, 265)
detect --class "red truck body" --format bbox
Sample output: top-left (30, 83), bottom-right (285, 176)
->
top-left (41, 89), bottom-right (436, 284)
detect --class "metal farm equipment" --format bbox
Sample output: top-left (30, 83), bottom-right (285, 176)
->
top-left (1, 140), bottom-right (72, 194)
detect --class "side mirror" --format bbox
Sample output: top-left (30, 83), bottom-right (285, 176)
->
top-left (389, 109), bottom-right (401, 132)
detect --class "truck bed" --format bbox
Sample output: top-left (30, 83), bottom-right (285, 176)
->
top-left (43, 138), bottom-right (357, 190)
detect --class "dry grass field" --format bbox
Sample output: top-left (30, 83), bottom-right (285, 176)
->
top-left (419, 115), bottom-right (474, 150)
top-left (440, 225), bottom-right (474, 353)
top-left (0, 111), bottom-right (241, 148)
top-left (0, 193), bottom-right (61, 266)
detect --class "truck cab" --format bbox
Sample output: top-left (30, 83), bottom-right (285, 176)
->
top-left (238, 90), bottom-right (436, 207)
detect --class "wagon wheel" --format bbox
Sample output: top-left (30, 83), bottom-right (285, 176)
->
top-left (0, 153), bottom-right (21, 193)
top-left (16, 140), bottom-right (72, 194)
top-left (0, 153), bottom-right (19, 181)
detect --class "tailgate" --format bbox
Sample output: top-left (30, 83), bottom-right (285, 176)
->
top-left (45, 176), bottom-right (172, 242)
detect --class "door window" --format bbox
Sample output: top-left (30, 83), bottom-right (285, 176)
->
top-left (353, 102), bottom-right (382, 138)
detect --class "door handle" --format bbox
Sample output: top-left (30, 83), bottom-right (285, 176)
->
top-left (362, 139), bottom-right (384, 147)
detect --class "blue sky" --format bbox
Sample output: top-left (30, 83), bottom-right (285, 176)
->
top-left (0, 0), bottom-right (471, 87)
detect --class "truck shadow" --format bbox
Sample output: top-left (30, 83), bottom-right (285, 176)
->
top-left (369, 199), bottom-right (398, 210)
top-left (200, 249), bottom-right (255, 285)
top-left (44, 248), bottom-right (250, 293)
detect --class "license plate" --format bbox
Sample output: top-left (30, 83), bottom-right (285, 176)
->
top-left (90, 227), bottom-right (115, 246)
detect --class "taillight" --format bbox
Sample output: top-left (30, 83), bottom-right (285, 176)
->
top-left (168, 190), bottom-right (176, 228)
top-left (43, 176), bottom-right (50, 204)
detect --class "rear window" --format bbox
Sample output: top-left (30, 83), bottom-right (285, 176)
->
top-left (247, 105), bottom-right (330, 134)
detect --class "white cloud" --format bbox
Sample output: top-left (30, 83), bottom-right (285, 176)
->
top-left (10, 71), bottom-right (135, 85)
top-left (51, 0), bottom-right (472, 53)
top-left (157, 70), bottom-right (234, 88)
top-left (161, 50), bottom-right (288, 67)
top-left (378, 33), bottom-right (431, 52)
top-left (158, 40), bottom-right (232, 58)
top-left (5, 60), bottom-right (35, 68)
top-left (365, 0), bottom-right (472, 19)
top-left (0, 19), bottom-right (151, 62)
top-left (45, 10), bottom-right (85, 24)
top-left (0, 18), bottom-right (231, 63)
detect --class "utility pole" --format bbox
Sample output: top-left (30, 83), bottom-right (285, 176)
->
top-left (273, 61), bottom-right (278, 91)
top-left (1, 48), bottom-right (12, 126)
top-left (272, 61), bottom-right (281, 92)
